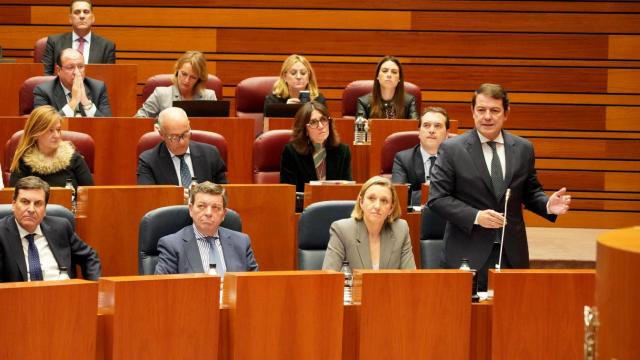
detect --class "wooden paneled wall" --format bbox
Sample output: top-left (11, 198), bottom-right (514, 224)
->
top-left (0, 1), bottom-right (638, 222)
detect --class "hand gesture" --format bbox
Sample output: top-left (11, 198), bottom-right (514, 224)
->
top-left (286, 97), bottom-right (301, 104)
top-left (548, 187), bottom-right (571, 215)
top-left (477, 209), bottom-right (505, 229)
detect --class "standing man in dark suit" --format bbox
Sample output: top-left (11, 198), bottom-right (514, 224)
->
top-left (428, 83), bottom-right (571, 290)
top-left (137, 107), bottom-right (227, 198)
top-left (0, 176), bottom-right (100, 282)
top-left (392, 106), bottom-right (450, 206)
top-left (155, 182), bottom-right (258, 275)
top-left (42, 0), bottom-right (116, 75)
top-left (34, 48), bottom-right (112, 117)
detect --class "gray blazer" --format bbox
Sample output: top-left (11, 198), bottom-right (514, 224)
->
top-left (135, 85), bottom-right (216, 118)
top-left (322, 218), bottom-right (416, 271)
top-left (154, 225), bottom-right (258, 274)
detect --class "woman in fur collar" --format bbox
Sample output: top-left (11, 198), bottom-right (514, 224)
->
top-left (9, 106), bottom-right (94, 188)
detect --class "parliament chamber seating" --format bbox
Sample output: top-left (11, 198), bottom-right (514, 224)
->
top-left (19, 75), bottom-right (55, 116)
top-left (138, 204), bottom-right (242, 275)
top-left (419, 206), bottom-right (447, 269)
top-left (252, 129), bottom-right (292, 184)
top-left (380, 130), bottom-right (419, 178)
top-left (3, 129), bottom-right (95, 185)
top-left (297, 200), bottom-right (355, 270)
top-left (33, 36), bottom-right (47, 63)
top-left (136, 130), bottom-right (228, 164)
top-left (141, 73), bottom-right (224, 102)
top-left (341, 80), bottom-right (422, 118)
top-left (234, 76), bottom-right (278, 137)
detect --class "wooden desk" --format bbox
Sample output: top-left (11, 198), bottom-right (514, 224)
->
top-left (222, 271), bottom-right (343, 360)
top-left (0, 63), bottom-right (137, 117)
top-left (98, 274), bottom-right (220, 360)
top-left (0, 279), bottom-right (98, 360)
top-left (350, 270), bottom-right (472, 360)
top-left (488, 269), bottom-right (595, 360)
top-left (0, 187), bottom-right (72, 209)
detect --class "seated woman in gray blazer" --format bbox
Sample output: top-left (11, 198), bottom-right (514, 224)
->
top-left (322, 176), bottom-right (416, 271)
top-left (135, 51), bottom-right (216, 118)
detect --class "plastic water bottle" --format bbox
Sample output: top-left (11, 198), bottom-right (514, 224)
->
top-left (459, 258), bottom-right (480, 302)
top-left (208, 263), bottom-right (218, 276)
top-left (340, 260), bottom-right (353, 304)
top-left (64, 178), bottom-right (76, 214)
top-left (58, 266), bottom-right (70, 280)
top-left (354, 116), bottom-right (368, 144)
top-left (187, 177), bottom-right (198, 203)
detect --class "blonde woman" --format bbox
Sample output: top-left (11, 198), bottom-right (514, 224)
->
top-left (9, 105), bottom-right (93, 187)
top-left (264, 54), bottom-right (325, 113)
top-left (135, 50), bottom-right (216, 118)
top-left (322, 176), bottom-right (416, 271)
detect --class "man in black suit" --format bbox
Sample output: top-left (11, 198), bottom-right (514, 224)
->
top-left (0, 176), bottom-right (100, 282)
top-left (42, 0), bottom-right (115, 75)
top-left (392, 106), bottom-right (449, 206)
top-left (428, 83), bottom-right (571, 290)
top-left (137, 107), bottom-right (228, 198)
top-left (34, 48), bottom-right (111, 117)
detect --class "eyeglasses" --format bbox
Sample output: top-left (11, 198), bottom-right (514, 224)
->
top-left (163, 131), bottom-right (191, 142)
top-left (307, 117), bottom-right (330, 129)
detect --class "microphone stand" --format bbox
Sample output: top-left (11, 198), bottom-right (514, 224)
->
top-left (496, 188), bottom-right (511, 270)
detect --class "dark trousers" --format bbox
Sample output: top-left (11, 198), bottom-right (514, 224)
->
top-left (477, 243), bottom-right (511, 292)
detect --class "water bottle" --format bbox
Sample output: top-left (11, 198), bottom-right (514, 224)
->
top-left (187, 177), bottom-right (198, 203)
top-left (354, 116), bottom-right (368, 144)
top-left (64, 178), bottom-right (76, 214)
top-left (459, 258), bottom-right (480, 302)
top-left (58, 266), bottom-right (70, 280)
top-left (340, 260), bottom-right (353, 304)
top-left (208, 263), bottom-right (218, 276)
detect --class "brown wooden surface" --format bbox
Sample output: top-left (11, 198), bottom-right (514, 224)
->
top-left (0, 63), bottom-right (137, 117)
top-left (353, 270), bottom-right (472, 360)
top-left (222, 271), bottom-right (343, 360)
top-left (75, 185), bottom-right (184, 276)
top-left (98, 274), bottom-right (219, 360)
top-left (470, 302), bottom-right (492, 360)
top-left (596, 227), bottom-right (640, 360)
top-left (0, 187), bottom-right (72, 208)
top-left (0, 279), bottom-right (98, 360)
top-left (489, 269), bottom-right (596, 360)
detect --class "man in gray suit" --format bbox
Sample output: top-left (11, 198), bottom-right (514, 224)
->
top-left (392, 106), bottom-right (449, 206)
top-left (34, 48), bottom-right (111, 117)
top-left (42, 0), bottom-right (116, 75)
top-left (155, 182), bottom-right (258, 275)
top-left (428, 83), bottom-right (571, 291)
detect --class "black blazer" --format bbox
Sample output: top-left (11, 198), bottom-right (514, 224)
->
top-left (33, 76), bottom-right (112, 117)
top-left (42, 32), bottom-right (116, 75)
top-left (428, 129), bottom-right (556, 271)
top-left (137, 140), bottom-right (228, 185)
top-left (0, 215), bottom-right (101, 282)
top-left (391, 144), bottom-right (426, 206)
top-left (356, 93), bottom-right (418, 119)
top-left (280, 142), bottom-right (352, 192)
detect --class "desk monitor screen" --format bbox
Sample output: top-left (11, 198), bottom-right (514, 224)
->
top-left (264, 103), bottom-right (304, 118)
top-left (172, 100), bottom-right (230, 117)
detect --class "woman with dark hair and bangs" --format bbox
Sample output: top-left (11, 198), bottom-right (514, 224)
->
top-left (280, 101), bottom-right (351, 192)
top-left (356, 56), bottom-right (418, 120)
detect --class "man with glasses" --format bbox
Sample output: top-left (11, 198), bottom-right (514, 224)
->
top-left (155, 181), bottom-right (258, 275)
top-left (42, 0), bottom-right (116, 76)
top-left (33, 48), bottom-right (112, 117)
top-left (428, 83), bottom-right (571, 291)
top-left (137, 107), bottom-right (227, 195)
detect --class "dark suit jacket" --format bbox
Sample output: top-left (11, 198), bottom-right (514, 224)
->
top-left (137, 140), bottom-right (228, 185)
top-left (42, 32), bottom-right (116, 75)
top-left (356, 93), bottom-right (418, 119)
top-left (391, 144), bottom-right (428, 206)
top-left (33, 76), bottom-right (112, 117)
top-left (427, 129), bottom-right (555, 271)
top-left (0, 215), bottom-right (101, 282)
top-left (280, 143), bottom-right (352, 192)
top-left (154, 225), bottom-right (258, 274)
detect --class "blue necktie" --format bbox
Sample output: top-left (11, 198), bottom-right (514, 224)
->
top-left (208, 236), bottom-right (225, 277)
top-left (427, 156), bottom-right (437, 180)
top-left (176, 154), bottom-right (191, 188)
top-left (26, 233), bottom-right (43, 281)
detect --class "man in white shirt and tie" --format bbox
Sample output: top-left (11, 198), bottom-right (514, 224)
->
top-left (392, 106), bottom-right (450, 206)
top-left (428, 83), bottom-right (572, 291)
top-left (41, 0), bottom-right (116, 76)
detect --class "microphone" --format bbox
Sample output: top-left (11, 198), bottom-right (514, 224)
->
top-left (495, 188), bottom-right (511, 270)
